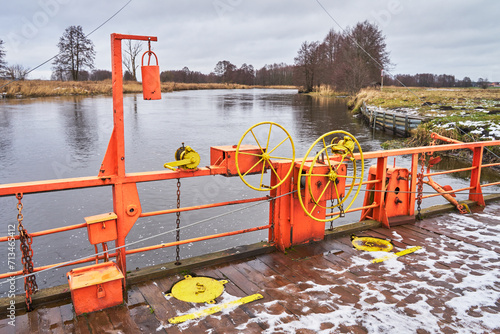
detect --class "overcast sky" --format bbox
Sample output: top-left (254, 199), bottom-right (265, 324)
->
top-left (1, 0), bottom-right (499, 81)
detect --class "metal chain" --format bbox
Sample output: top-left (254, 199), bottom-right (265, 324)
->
top-left (16, 193), bottom-right (38, 311)
top-left (416, 154), bottom-right (425, 220)
top-left (175, 179), bottom-right (181, 265)
top-left (329, 198), bottom-right (335, 230)
top-left (338, 195), bottom-right (345, 218)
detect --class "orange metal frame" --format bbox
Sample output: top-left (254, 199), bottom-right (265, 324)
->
top-left (2, 34), bottom-right (500, 300)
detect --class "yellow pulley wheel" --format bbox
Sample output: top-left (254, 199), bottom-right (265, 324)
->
top-left (166, 275), bottom-right (228, 304)
top-left (351, 235), bottom-right (393, 252)
top-left (297, 131), bottom-right (364, 222)
top-left (236, 122), bottom-right (295, 191)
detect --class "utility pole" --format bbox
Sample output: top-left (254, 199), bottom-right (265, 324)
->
top-left (381, 69), bottom-right (384, 91)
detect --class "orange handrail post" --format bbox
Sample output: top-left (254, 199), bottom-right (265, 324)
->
top-left (372, 157), bottom-right (388, 225)
top-left (409, 153), bottom-right (418, 216)
top-left (469, 146), bottom-right (485, 206)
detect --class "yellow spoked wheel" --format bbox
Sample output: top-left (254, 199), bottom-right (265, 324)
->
top-left (297, 131), bottom-right (364, 222)
top-left (236, 122), bottom-right (295, 191)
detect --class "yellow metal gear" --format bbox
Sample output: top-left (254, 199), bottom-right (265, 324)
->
top-left (297, 130), bottom-right (364, 222)
top-left (166, 275), bottom-right (228, 304)
top-left (351, 235), bottom-right (393, 252)
top-left (164, 144), bottom-right (200, 170)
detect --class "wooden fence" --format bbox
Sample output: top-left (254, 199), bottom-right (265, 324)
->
top-left (360, 102), bottom-right (428, 137)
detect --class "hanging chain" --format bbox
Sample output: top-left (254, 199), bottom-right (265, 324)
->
top-left (16, 193), bottom-right (38, 311)
top-left (175, 179), bottom-right (181, 265)
top-left (270, 196), bottom-right (275, 242)
top-left (328, 197), bottom-right (335, 229)
top-left (338, 195), bottom-right (345, 218)
top-left (416, 153), bottom-right (426, 220)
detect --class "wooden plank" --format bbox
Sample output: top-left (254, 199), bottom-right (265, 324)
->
top-left (73, 315), bottom-right (92, 334)
top-left (125, 285), bottom-right (166, 334)
top-left (37, 306), bottom-right (65, 334)
top-left (0, 317), bottom-right (16, 334)
top-left (59, 303), bottom-right (75, 333)
top-left (217, 263), bottom-right (297, 327)
top-left (86, 310), bottom-right (114, 333)
top-left (416, 220), bottom-right (500, 254)
top-left (27, 308), bottom-right (39, 333)
top-left (12, 312), bottom-right (30, 334)
top-left (137, 282), bottom-right (185, 333)
top-left (106, 305), bottom-right (142, 334)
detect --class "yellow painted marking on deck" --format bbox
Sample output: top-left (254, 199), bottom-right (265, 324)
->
top-left (168, 293), bottom-right (264, 324)
top-left (371, 246), bottom-right (422, 263)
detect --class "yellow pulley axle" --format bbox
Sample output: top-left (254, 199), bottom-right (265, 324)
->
top-left (164, 143), bottom-right (200, 170)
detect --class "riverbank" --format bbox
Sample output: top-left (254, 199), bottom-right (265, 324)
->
top-left (351, 86), bottom-right (500, 164)
top-left (0, 80), bottom-right (297, 98)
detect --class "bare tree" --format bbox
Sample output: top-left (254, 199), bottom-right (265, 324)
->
top-left (52, 25), bottom-right (95, 81)
top-left (334, 21), bottom-right (391, 92)
top-left (320, 29), bottom-right (341, 85)
top-left (5, 64), bottom-right (30, 80)
top-left (123, 40), bottom-right (142, 81)
top-left (214, 60), bottom-right (236, 83)
top-left (294, 41), bottom-right (320, 92)
top-left (0, 39), bottom-right (7, 77)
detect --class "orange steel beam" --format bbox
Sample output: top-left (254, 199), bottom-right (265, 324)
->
top-left (482, 162), bottom-right (500, 168)
top-left (125, 224), bottom-right (271, 255)
top-left (0, 252), bottom-right (118, 279)
top-left (0, 222), bottom-right (87, 242)
top-left (482, 180), bottom-right (500, 187)
top-left (355, 140), bottom-right (500, 159)
top-left (140, 196), bottom-right (268, 218)
top-left (0, 167), bottom-right (229, 197)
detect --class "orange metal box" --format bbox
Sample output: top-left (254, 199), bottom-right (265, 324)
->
top-left (85, 212), bottom-right (118, 245)
top-left (210, 145), bottom-right (264, 176)
top-left (67, 261), bottom-right (124, 315)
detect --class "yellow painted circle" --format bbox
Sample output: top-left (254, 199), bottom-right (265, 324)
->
top-left (170, 276), bottom-right (227, 303)
top-left (351, 236), bottom-right (393, 252)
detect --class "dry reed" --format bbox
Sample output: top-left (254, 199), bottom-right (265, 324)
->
top-left (0, 80), bottom-right (297, 98)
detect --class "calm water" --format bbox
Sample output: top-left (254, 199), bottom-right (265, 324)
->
top-left (1, 89), bottom-right (497, 292)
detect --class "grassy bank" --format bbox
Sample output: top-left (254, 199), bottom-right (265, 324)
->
top-left (352, 86), bottom-right (500, 164)
top-left (0, 80), bottom-right (297, 98)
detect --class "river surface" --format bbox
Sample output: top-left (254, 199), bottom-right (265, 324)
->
top-left (1, 89), bottom-right (498, 292)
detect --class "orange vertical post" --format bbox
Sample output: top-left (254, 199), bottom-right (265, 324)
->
top-left (469, 146), bottom-right (485, 206)
top-left (107, 34), bottom-right (157, 282)
top-left (372, 157), bottom-right (388, 224)
top-left (409, 153), bottom-right (418, 216)
top-left (110, 34), bottom-right (127, 278)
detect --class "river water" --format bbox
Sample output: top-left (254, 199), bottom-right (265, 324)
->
top-left (1, 89), bottom-right (498, 292)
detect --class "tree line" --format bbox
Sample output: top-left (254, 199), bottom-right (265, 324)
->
top-left (0, 24), bottom-right (493, 91)
top-left (383, 73), bottom-right (492, 89)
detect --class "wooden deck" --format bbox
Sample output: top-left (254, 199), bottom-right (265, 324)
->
top-left (2, 202), bottom-right (500, 333)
